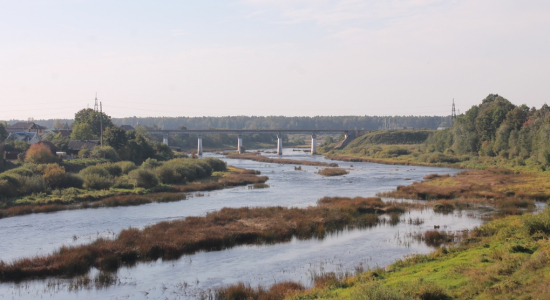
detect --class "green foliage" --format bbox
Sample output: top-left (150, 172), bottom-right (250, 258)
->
top-left (103, 126), bottom-right (128, 150)
top-left (98, 163), bottom-right (122, 177)
top-left (82, 173), bottom-right (112, 190)
top-left (91, 146), bottom-right (119, 161)
top-left (71, 123), bottom-right (95, 140)
top-left (203, 157), bottom-right (227, 172)
top-left (116, 161), bottom-right (137, 174)
top-left (78, 146), bottom-right (90, 158)
top-left (79, 165), bottom-right (110, 179)
top-left (0, 123), bottom-right (7, 141)
top-left (128, 169), bottom-right (159, 188)
top-left (73, 108), bottom-right (114, 138)
top-left (141, 158), bottom-right (162, 170)
top-left (155, 158), bottom-right (214, 184)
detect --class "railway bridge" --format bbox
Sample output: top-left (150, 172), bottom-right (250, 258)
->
top-left (147, 129), bottom-right (361, 155)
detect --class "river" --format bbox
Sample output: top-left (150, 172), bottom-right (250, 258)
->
top-left (0, 149), bottom-right (483, 299)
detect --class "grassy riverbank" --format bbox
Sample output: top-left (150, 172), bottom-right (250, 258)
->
top-left (280, 206), bottom-right (550, 300)
top-left (0, 196), bottom-right (417, 282)
top-left (0, 165), bottom-right (267, 219)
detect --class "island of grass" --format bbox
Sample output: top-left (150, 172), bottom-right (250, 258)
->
top-left (0, 196), bottom-right (419, 282)
top-left (0, 157), bottom-right (268, 219)
top-left (317, 167), bottom-right (349, 176)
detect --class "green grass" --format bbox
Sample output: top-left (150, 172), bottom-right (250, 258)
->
top-left (291, 208), bottom-right (550, 300)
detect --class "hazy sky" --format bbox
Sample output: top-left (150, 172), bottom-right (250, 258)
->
top-left (1, 0), bottom-right (549, 120)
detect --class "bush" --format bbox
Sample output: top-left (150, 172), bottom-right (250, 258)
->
top-left (128, 169), bottom-right (159, 188)
top-left (5, 167), bottom-right (34, 177)
top-left (42, 164), bottom-right (66, 189)
top-left (24, 143), bottom-right (58, 164)
top-left (82, 173), bottom-right (113, 190)
top-left (79, 165), bottom-right (110, 178)
top-left (19, 175), bottom-right (48, 195)
top-left (91, 146), bottom-right (119, 161)
top-left (116, 161), bottom-right (137, 175)
top-left (141, 158), bottom-right (162, 170)
top-left (0, 174), bottom-right (22, 198)
top-left (203, 157), bottom-right (227, 172)
top-left (99, 163), bottom-right (122, 177)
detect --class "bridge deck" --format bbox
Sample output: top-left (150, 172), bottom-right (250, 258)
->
top-left (148, 129), bottom-right (357, 135)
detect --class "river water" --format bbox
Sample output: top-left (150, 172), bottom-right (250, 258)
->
top-left (0, 150), bottom-right (483, 299)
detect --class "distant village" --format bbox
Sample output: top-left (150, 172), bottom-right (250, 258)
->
top-left (1, 121), bottom-right (135, 162)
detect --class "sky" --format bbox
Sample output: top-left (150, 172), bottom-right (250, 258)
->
top-left (1, 0), bottom-right (549, 120)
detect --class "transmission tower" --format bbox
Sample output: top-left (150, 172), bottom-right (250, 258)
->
top-left (451, 98), bottom-right (457, 126)
top-left (93, 93), bottom-right (99, 111)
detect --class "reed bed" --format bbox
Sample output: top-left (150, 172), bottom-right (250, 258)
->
top-left (317, 168), bottom-right (349, 177)
top-left (0, 197), bottom-right (406, 282)
top-left (226, 153), bottom-right (338, 167)
top-left (211, 281), bottom-right (305, 300)
top-left (377, 168), bottom-right (541, 215)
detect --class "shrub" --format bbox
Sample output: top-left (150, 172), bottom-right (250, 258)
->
top-left (98, 163), bottom-right (122, 177)
top-left (42, 164), bottom-right (66, 189)
top-left (82, 173), bottom-right (112, 190)
top-left (0, 174), bottom-right (22, 198)
top-left (79, 165), bottom-right (110, 178)
top-left (141, 158), bottom-right (162, 170)
top-left (24, 143), bottom-right (58, 164)
top-left (5, 167), bottom-right (34, 177)
top-left (64, 173), bottom-right (84, 189)
top-left (20, 175), bottom-right (47, 195)
top-left (116, 161), bottom-right (137, 174)
top-left (91, 146), bottom-right (119, 161)
top-left (128, 169), bottom-right (159, 188)
top-left (78, 146), bottom-right (90, 158)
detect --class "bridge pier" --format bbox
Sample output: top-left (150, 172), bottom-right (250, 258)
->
top-left (237, 135), bottom-right (243, 154)
top-left (277, 134), bottom-right (283, 155)
top-left (197, 135), bottom-right (203, 156)
top-left (163, 135), bottom-right (169, 146)
top-left (311, 134), bottom-right (317, 155)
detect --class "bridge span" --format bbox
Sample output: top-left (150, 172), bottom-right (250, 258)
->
top-left (147, 129), bottom-right (359, 155)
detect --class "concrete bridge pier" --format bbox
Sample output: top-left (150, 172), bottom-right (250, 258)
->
top-left (237, 135), bottom-right (243, 154)
top-left (277, 134), bottom-right (283, 155)
top-left (197, 135), bottom-right (203, 156)
top-left (163, 135), bottom-right (169, 146)
top-left (311, 134), bottom-right (317, 155)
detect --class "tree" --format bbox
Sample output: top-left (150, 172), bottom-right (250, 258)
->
top-left (103, 126), bottom-right (128, 150)
top-left (25, 143), bottom-right (58, 164)
top-left (73, 108), bottom-right (114, 138)
top-left (71, 123), bottom-right (94, 140)
top-left (0, 123), bottom-right (7, 141)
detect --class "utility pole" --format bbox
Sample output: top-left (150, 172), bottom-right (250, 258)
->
top-left (100, 101), bottom-right (103, 146)
top-left (94, 93), bottom-right (99, 112)
top-left (451, 99), bottom-right (457, 126)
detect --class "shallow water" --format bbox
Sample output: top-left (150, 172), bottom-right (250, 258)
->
top-left (0, 149), bottom-right (483, 299)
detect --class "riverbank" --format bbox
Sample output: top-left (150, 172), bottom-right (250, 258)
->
top-left (282, 206), bottom-right (550, 300)
top-left (0, 166), bottom-right (267, 219)
top-left (0, 196), bottom-right (420, 282)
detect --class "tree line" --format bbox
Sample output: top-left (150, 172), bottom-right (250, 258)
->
top-left (427, 94), bottom-right (550, 165)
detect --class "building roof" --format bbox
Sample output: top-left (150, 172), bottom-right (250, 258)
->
top-left (7, 122), bottom-right (47, 132)
top-left (120, 125), bottom-right (135, 131)
top-left (6, 132), bottom-right (38, 142)
top-left (67, 140), bottom-right (100, 152)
